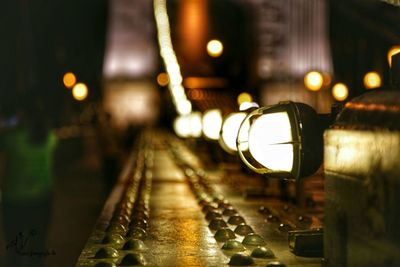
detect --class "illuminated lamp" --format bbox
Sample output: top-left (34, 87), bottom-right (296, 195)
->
top-left (237, 102), bottom-right (324, 180)
top-left (173, 112), bottom-right (202, 138)
top-left (219, 112), bottom-right (249, 154)
top-left (202, 109), bottom-right (223, 140)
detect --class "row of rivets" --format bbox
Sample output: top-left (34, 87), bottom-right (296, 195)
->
top-left (92, 136), bottom-right (154, 267)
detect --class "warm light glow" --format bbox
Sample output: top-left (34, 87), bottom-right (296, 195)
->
top-left (63, 72), bottom-right (76, 89)
top-left (183, 77), bottom-right (227, 89)
top-left (237, 92), bottom-right (253, 106)
top-left (189, 112), bottom-right (202, 138)
top-left (323, 72), bottom-right (332, 86)
top-left (332, 83), bottom-right (349, 101)
top-left (248, 112), bottom-right (293, 171)
top-left (72, 83), bottom-right (88, 101)
top-left (157, 72), bottom-right (169, 86)
top-left (304, 71), bottom-right (324, 91)
top-left (207, 39), bottom-right (223, 58)
top-left (154, 0), bottom-right (192, 115)
top-left (221, 112), bottom-right (247, 152)
top-left (388, 46), bottom-right (400, 67)
top-left (174, 116), bottom-right (191, 138)
top-left (363, 71), bottom-right (382, 89)
top-left (239, 102), bottom-right (259, 111)
top-left (202, 109), bottom-right (222, 140)
top-left (177, 100), bottom-right (192, 115)
top-left (173, 112), bottom-right (202, 138)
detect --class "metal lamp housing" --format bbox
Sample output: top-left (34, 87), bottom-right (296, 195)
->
top-left (237, 101), bottom-right (323, 180)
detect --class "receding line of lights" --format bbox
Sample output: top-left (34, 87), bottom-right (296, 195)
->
top-left (154, 0), bottom-right (192, 115)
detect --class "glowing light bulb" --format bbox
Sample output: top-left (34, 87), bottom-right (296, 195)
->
top-left (248, 112), bottom-right (293, 172)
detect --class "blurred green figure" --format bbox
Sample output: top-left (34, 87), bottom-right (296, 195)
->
top-left (0, 102), bottom-right (57, 267)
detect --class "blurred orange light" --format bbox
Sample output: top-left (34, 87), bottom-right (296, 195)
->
top-left (388, 46), bottom-right (400, 67)
top-left (63, 72), bottom-right (76, 89)
top-left (72, 83), bottom-right (88, 101)
top-left (207, 39), bottom-right (223, 58)
top-left (363, 71), bottom-right (381, 89)
top-left (322, 72), bottom-right (332, 86)
top-left (304, 71), bottom-right (323, 91)
top-left (332, 83), bottom-right (348, 101)
top-left (157, 72), bottom-right (169, 87)
top-left (183, 77), bottom-right (227, 89)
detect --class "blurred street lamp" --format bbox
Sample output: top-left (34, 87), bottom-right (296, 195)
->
top-left (207, 39), bottom-right (223, 58)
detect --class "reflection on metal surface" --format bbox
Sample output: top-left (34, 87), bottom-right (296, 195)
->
top-left (325, 129), bottom-right (400, 177)
top-left (324, 92), bottom-right (400, 266)
top-left (388, 45), bottom-right (400, 67)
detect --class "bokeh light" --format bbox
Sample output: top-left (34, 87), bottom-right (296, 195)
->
top-left (72, 83), bottom-right (89, 101)
top-left (157, 72), bottom-right (169, 87)
top-left (304, 71), bottom-right (323, 91)
top-left (363, 71), bottom-right (382, 89)
top-left (202, 109), bottom-right (222, 140)
top-left (332, 83), bottom-right (349, 101)
top-left (63, 72), bottom-right (77, 89)
top-left (207, 39), bottom-right (223, 58)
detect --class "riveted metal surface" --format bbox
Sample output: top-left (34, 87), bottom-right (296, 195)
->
top-left (77, 130), bottom-right (324, 266)
top-left (324, 92), bottom-right (400, 267)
